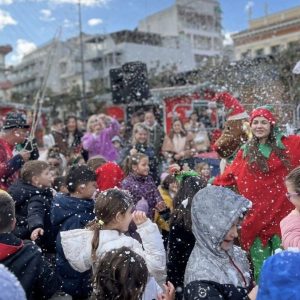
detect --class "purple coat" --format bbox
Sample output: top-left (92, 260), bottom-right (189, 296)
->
top-left (121, 173), bottom-right (163, 220)
top-left (82, 119), bottom-right (120, 161)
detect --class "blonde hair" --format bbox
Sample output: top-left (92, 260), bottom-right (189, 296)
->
top-left (131, 123), bottom-right (149, 145)
top-left (86, 115), bottom-right (98, 133)
top-left (195, 162), bottom-right (210, 174)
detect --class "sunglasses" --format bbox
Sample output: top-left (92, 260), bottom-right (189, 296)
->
top-left (286, 192), bottom-right (300, 200)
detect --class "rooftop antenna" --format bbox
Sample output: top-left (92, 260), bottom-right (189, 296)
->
top-left (144, 0), bottom-right (149, 33)
top-left (246, 1), bottom-right (253, 22)
top-left (264, 2), bottom-right (269, 17)
top-left (78, 0), bottom-right (87, 121)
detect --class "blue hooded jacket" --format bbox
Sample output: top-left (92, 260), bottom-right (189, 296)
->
top-left (257, 250), bottom-right (300, 300)
top-left (51, 192), bottom-right (95, 297)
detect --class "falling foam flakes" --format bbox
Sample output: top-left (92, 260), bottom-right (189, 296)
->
top-left (292, 61), bottom-right (300, 74)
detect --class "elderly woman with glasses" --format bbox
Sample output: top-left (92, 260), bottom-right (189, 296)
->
top-left (213, 105), bottom-right (300, 281)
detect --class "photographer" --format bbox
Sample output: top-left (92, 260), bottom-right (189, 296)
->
top-left (0, 112), bottom-right (31, 190)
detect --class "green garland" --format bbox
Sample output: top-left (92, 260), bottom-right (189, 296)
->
top-left (175, 170), bottom-right (199, 182)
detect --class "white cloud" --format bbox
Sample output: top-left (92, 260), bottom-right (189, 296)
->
top-left (0, 0), bottom-right (13, 4)
top-left (0, 9), bottom-right (17, 30)
top-left (10, 39), bottom-right (37, 64)
top-left (40, 9), bottom-right (55, 22)
top-left (63, 18), bottom-right (76, 28)
top-left (88, 18), bottom-right (103, 26)
top-left (50, 0), bottom-right (110, 7)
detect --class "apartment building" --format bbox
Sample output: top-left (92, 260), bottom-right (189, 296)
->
top-left (232, 6), bottom-right (300, 60)
top-left (0, 45), bottom-right (13, 101)
top-left (9, 30), bottom-right (195, 97)
top-left (138, 0), bottom-right (223, 67)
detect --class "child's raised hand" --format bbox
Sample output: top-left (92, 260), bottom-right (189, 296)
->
top-left (129, 148), bottom-right (138, 156)
top-left (132, 211), bottom-right (147, 225)
top-left (157, 281), bottom-right (175, 300)
top-left (30, 228), bottom-right (44, 241)
top-left (155, 201), bottom-right (167, 212)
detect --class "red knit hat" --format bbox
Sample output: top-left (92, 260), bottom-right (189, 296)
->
top-left (250, 105), bottom-right (276, 125)
top-left (95, 162), bottom-right (124, 191)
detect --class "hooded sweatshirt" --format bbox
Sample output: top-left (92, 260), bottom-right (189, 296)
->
top-left (184, 186), bottom-right (252, 289)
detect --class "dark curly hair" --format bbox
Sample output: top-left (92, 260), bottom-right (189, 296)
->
top-left (92, 247), bottom-right (148, 300)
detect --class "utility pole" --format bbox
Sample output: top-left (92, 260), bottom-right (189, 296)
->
top-left (78, 0), bottom-right (88, 120)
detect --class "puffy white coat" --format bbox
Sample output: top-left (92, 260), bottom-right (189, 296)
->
top-left (60, 219), bottom-right (166, 299)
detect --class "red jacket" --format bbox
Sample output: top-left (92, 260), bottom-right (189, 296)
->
top-left (0, 138), bottom-right (24, 191)
top-left (213, 135), bottom-right (300, 251)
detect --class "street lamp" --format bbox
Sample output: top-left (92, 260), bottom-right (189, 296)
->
top-left (78, 0), bottom-right (88, 120)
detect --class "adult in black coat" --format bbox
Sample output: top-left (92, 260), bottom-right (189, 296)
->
top-left (119, 123), bottom-right (160, 185)
top-left (64, 115), bottom-right (88, 161)
top-left (167, 175), bottom-right (207, 300)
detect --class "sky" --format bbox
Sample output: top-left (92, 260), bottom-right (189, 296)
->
top-left (0, 0), bottom-right (300, 64)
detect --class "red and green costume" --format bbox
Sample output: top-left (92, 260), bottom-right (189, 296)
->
top-left (213, 133), bottom-right (300, 280)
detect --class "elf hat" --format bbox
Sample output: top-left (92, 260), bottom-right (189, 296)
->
top-left (215, 92), bottom-right (249, 121)
top-left (250, 104), bottom-right (276, 125)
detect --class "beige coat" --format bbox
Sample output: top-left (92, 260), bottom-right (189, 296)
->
top-left (162, 133), bottom-right (194, 159)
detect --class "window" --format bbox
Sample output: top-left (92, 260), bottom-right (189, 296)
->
top-left (288, 41), bottom-right (300, 49)
top-left (60, 79), bottom-right (67, 89)
top-left (270, 45), bottom-right (280, 54)
top-left (255, 48), bottom-right (264, 56)
top-left (115, 52), bottom-right (122, 65)
top-left (60, 62), bottom-right (67, 74)
top-left (193, 35), bottom-right (211, 50)
top-left (241, 50), bottom-right (251, 59)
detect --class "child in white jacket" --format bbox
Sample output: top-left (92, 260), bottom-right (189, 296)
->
top-left (60, 188), bottom-right (166, 300)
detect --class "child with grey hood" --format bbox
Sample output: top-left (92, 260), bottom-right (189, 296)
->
top-left (184, 186), bottom-right (258, 300)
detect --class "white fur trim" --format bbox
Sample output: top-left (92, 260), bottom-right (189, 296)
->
top-left (228, 112), bottom-right (249, 120)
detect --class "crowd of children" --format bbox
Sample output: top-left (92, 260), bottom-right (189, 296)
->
top-left (1, 108), bottom-right (300, 300)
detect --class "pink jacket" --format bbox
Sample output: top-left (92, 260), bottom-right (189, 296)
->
top-left (280, 211), bottom-right (300, 249)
